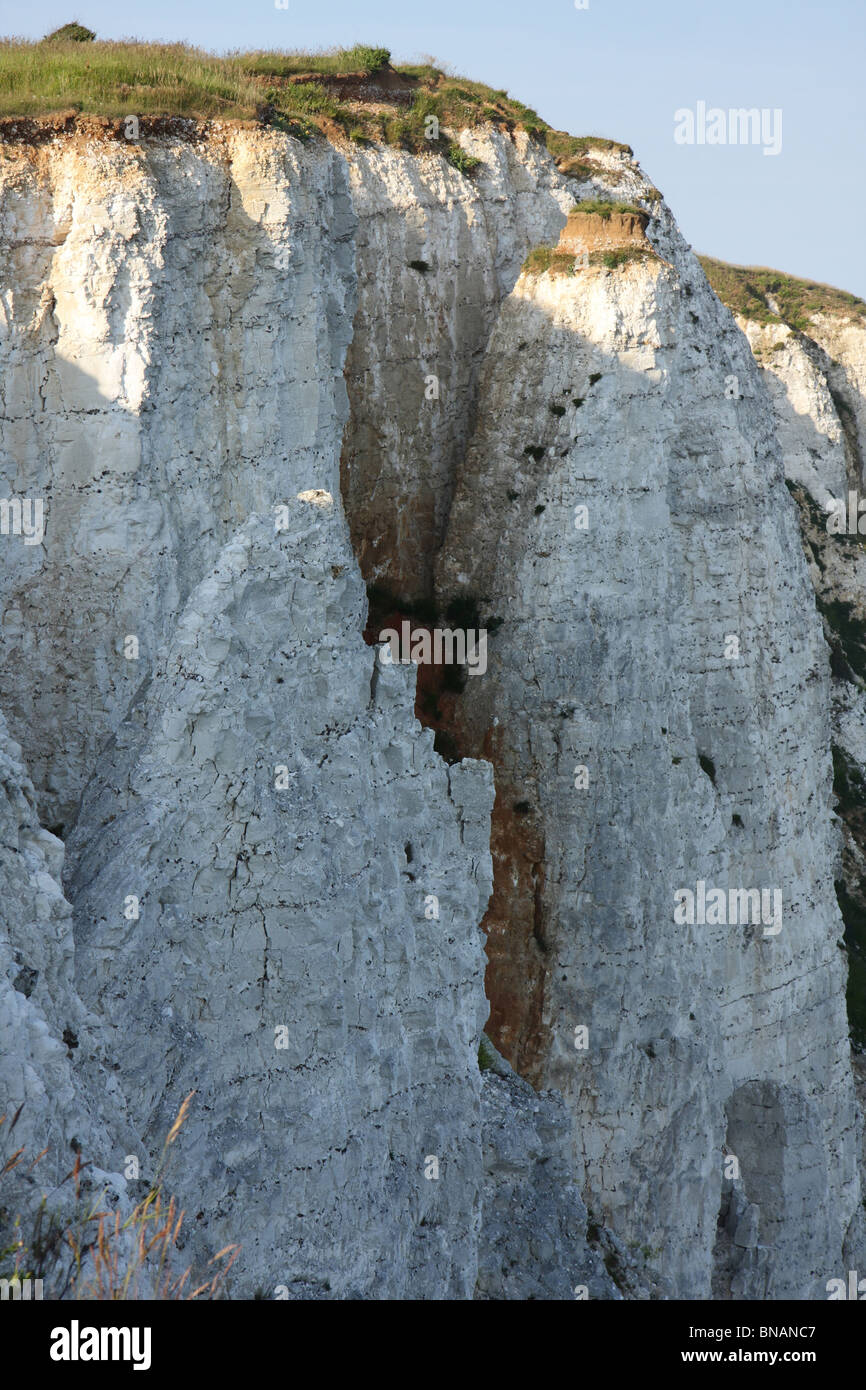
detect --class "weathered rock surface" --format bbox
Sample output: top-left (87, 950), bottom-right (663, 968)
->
top-left (558, 206), bottom-right (649, 256)
top-left (714, 290), bottom-right (866, 1220)
top-left (0, 130), bottom-right (358, 830)
top-left (0, 710), bottom-right (132, 1264)
top-left (719, 302), bottom-right (866, 1054)
top-left (477, 1038), bottom-right (625, 1300)
top-left (0, 127), bottom-right (504, 1298)
top-left (340, 129), bottom-right (579, 603)
top-left (1, 117), bottom-right (864, 1300)
top-left (435, 191), bottom-right (864, 1298)
top-left (66, 502), bottom-right (496, 1298)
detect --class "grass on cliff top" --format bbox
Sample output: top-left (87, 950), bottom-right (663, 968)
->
top-left (700, 256), bottom-right (866, 333)
top-left (0, 35), bottom-right (630, 166)
top-left (0, 39), bottom-right (393, 120)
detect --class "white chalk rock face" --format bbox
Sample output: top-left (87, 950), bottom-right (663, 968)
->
top-left (738, 322), bottom-right (850, 508)
top-left (436, 201), bottom-right (863, 1297)
top-left (341, 130), bottom-right (579, 600)
top-left (808, 314), bottom-right (866, 487)
top-left (2, 117), bottom-right (864, 1299)
top-left (65, 503), bottom-right (494, 1297)
top-left (0, 131), bottom-right (357, 829)
top-left (0, 128), bottom-right (495, 1297)
top-left (731, 298), bottom-right (866, 1259)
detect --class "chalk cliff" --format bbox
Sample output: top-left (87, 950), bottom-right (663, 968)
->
top-left (0, 115), bottom-right (863, 1298)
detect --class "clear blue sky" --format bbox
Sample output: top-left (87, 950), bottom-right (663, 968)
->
top-left (8, 0), bottom-right (866, 296)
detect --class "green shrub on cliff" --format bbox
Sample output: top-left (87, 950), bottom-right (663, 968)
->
top-left (43, 21), bottom-right (95, 43)
top-left (344, 45), bottom-right (390, 74)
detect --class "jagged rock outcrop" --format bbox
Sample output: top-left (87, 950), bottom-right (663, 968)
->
top-left (65, 502), bottom-right (495, 1298)
top-left (477, 1035), bottom-right (640, 1300)
top-left (0, 130), bottom-right (358, 831)
top-left (0, 710), bottom-right (132, 1271)
top-left (558, 205), bottom-right (649, 256)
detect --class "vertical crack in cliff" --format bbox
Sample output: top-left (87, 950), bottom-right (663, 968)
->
top-left (335, 131), bottom-right (605, 1079)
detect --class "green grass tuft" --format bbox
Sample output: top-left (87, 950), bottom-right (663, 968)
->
top-left (591, 246), bottom-right (656, 271)
top-left (446, 142), bottom-right (481, 175)
top-left (545, 130), bottom-right (633, 166)
top-left (572, 199), bottom-right (644, 219)
top-left (522, 245), bottom-right (585, 277)
top-left (343, 45), bottom-right (391, 74)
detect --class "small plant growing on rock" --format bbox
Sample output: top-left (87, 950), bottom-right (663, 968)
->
top-left (446, 142), bottom-right (481, 175)
top-left (593, 246), bottom-right (654, 270)
top-left (521, 246), bottom-right (579, 277)
top-left (1, 1094), bottom-right (239, 1299)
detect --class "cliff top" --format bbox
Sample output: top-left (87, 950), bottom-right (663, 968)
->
top-left (0, 35), bottom-right (629, 171)
top-left (700, 255), bottom-right (866, 332)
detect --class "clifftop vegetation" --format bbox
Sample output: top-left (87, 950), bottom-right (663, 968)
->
top-left (0, 33), bottom-right (629, 167)
top-left (700, 256), bottom-right (866, 332)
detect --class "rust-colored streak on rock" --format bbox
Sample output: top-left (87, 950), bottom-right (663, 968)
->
top-left (426, 697), bottom-right (552, 1082)
top-left (361, 595), bottom-right (552, 1080)
top-left (477, 725), bottom-right (550, 1083)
